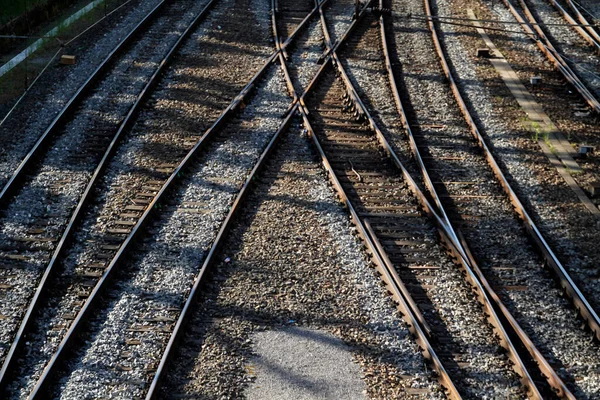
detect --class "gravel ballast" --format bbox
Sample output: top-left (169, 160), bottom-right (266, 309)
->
top-left (0, 0), bottom-right (211, 371)
top-left (56, 57), bottom-right (288, 399)
top-left (0, 0), bottom-right (162, 185)
top-left (0, 0), bottom-right (276, 396)
top-left (245, 327), bottom-right (367, 399)
top-left (338, 15), bottom-right (526, 399)
top-left (387, 0), bottom-right (600, 395)
top-left (157, 124), bottom-right (445, 399)
top-left (522, 0), bottom-right (600, 99)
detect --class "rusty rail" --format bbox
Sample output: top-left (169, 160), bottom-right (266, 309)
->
top-left (26, 3), bottom-right (333, 396)
top-left (0, 0), bottom-right (219, 391)
top-left (501, 0), bottom-right (600, 112)
top-left (312, 3), bottom-right (545, 397)
top-left (422, 0), bottom-right (600, 394)
top-left (564, 0), bottom-right (600, 45)
top-left (545, 0), bottom-right (600, 50)
top-left (376, 2), bottom-right (555, 398)
top-left (380, 2), bottom-right (575, 397)
top-left (0, 0), bottom-right (169, 210)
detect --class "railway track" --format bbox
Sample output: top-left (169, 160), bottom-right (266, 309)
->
top-left (149, 1), bottom-right (449, 397)
top-left (53, 62), bottom-right (289, 400)
top-left (272, 0), bottom-right (314, 41)
top-left (499, 0), bottom-right (600, 112)
top-left (0, 0), bottom-right (340, 398)
top-left (0, 0), bottom-right (282, 396)
top-left (433, 0), bottom-right (600, 351)
top-left (380, 0), bottom-right (600, 397)
top-left (291, 4), bottom-right (551, 398)
top-left (0, 0), bottom-right (220, 387)
top-left (306, 69), bottom-right (533, 398)
top-left (0, 0), bottom-right (175, 194)
top-left (0, 0), bottom-right (597, 398)
top-left (543, 0), bottom-right (600, 52)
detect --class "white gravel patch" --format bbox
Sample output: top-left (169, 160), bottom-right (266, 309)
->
top-left (245, 327), bottom-right (367, 399)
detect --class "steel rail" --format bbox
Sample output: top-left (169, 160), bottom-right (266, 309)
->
top-left (144, 104), bottom-right (299, 399)
top-left (544, 0), bottom-right (600, 50)
top-left (427, 0), bottom-right (600, 348)
top-left (299, 63), bottom-right (462, 399)
top-left (501, 0), bottom-right (600, 112)
top-left (29, 53), bottom-right (280, 399)
top-left (0, 0), bottom-right (220, 391)
top-left (380, 2), bottom-right (573, 397)
top-left (27, 3), bottom-right (339, 397)
top-left (144, 1), bottom-right (375, 396)
top-left (0, 0), bottom-right (139, 128)
top-left (311, 2), bottom-right (466, 396)
top-left (316, 3), bottom-right (434, 337)
top-left (0, 0), bottom-right (169, 209)
top-left (565, 0), bottom-right (600, 45)
top-left (316, 4), bottom-right (542, 397)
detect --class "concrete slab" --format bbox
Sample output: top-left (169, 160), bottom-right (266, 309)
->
top-left (245, 327), bottom-right (367, 400)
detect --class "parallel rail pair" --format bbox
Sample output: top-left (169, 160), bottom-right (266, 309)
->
top-left (298, 0), bottom-right (600, 398)
top-left (501, 0), bottom-right (600, 112)
top-left (0, 0), bottom-right (373, 398)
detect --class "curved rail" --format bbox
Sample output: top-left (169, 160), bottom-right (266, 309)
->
top-left (144, 104), bottom-right (298, 399)
top-left (144, 2), bottom-right (379, 397)
top-left (381, 1), bottom-right (574, 397)
top-left (0, 0), bottom-right (219, 390)
top-left (501, 0), bottom-right (600, 112)
top-left (425, 0), bottom-right (600, 384)
top-left (305, 6), bottom-right (459, 395)
top-left (30, 55), bottom-right (280, 400)
top-left (26, 3), bottom-right (343, 397)
top-left (316, 3), bottom-right (545, 397)
top-left (0, 0), bottom-right (169, 209)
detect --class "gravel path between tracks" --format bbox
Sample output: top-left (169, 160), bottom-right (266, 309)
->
top-left (524, 0), bottom-right (600, 98)
top-left (56, 59), bottom-right (288, 399)
top-left (325, 0), bottom-right (356, 45)
top-left (339, 16), bottom-right (525, 399)
top-left (0, 0), bottom-right (162, 186)
top-left (0, 0), bottom-right (211, 376)
top-left (400, 0), bottom-right (600, 396)
top-left (288, 18), bottom-right (324, 93)
top-left (157, 124), bottom-right (445, 399)
top-left (1, 0), bottom-right (276, 396)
